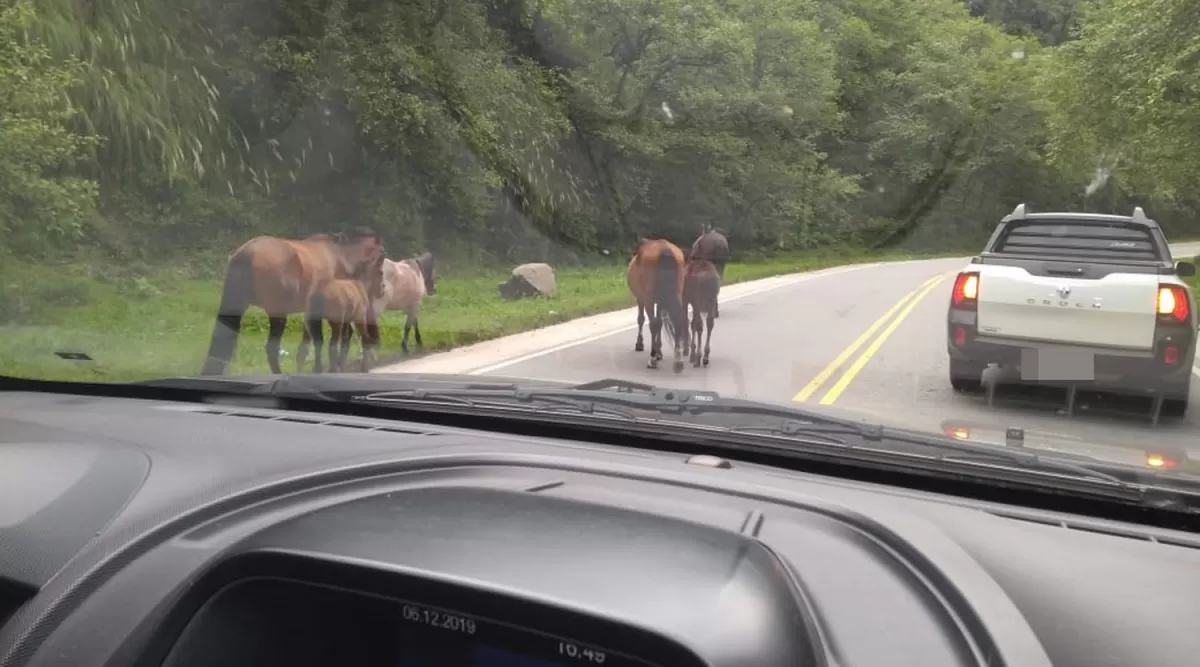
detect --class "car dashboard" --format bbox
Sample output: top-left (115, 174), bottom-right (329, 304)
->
top-left (2, 389), bottom-right (1200, 667)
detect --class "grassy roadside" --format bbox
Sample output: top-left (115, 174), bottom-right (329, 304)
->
top-left (0, 248), bottom-right (959, 383)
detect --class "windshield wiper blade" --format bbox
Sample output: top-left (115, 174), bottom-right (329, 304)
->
top-left (360, 382), bottom-right (866, 435)
top-left (360, 387), bottom-right (641, 423)
top-left (357, 381), bottom-right (1200, 494)
top-left (133, 374), bottom-right (1198, 507)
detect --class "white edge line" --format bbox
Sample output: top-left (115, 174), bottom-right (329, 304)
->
top-left (468, 262), bottom-right (878, 375)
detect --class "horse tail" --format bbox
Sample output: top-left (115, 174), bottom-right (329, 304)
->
top-left (713, 254), bottom-right (727, 278)
top-left (654, 247), bottom-right (688, 344)
top-left (702, 264), bottom-right (722, 310)
top-left (201, 251), bottom-right (255, 375)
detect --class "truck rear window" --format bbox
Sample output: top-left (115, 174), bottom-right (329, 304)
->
top-left (993, 220), bottom-right (1161, 261)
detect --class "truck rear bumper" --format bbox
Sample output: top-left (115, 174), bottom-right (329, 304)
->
top-left (947, 310), bottom-right (1195, 395)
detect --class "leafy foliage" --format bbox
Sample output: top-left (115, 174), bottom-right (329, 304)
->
top-left (3, 0), bottom-right (1198, 265)
top-left (0, 1), bottom-right (98, 257)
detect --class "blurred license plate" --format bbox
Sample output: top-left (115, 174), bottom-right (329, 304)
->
top-left (1019, 348), bottom-right (1095, 381)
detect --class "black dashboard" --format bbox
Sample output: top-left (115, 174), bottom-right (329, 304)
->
top-left (3, 388), bottom-right (1200, 667)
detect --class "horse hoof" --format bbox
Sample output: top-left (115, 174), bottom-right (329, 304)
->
top-left (673, 360), bottom-right (684, 373)
top-left (647, 359), bottom-right (658, 369)
top-left (635, 343), bottom-right (644, 352)
top-left (702, 358), bottom-right (710, 367)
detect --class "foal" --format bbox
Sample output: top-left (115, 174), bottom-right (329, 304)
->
top-left (302, 256), bottom-right (385, 373)
top-left (682, 259), bottom-right (720, 367)
top-left (690, 226), bottom-right (728, 318)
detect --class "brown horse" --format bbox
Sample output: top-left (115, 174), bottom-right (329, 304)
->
top-left (373, 251), bottom-right (437, 354)
top-left (299, 255), bottom-right (386, 373)
top-left (683, 259), bottom-right (720, 367)
top-left (200, 228), bottom-right (384, 376)
top-left (690, 226), bottom-right (729, 318)
top-left (627, 239), bottom-right (689, 372)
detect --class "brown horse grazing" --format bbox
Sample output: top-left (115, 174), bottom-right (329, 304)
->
top-left (298, 255), bottom-right (387, 373)
top-left (200, 228), bottom-right (384, 376)
top-left (683, 259), bottom-right (721, 367)
top-left (690, 226), bottom-right (729, 318)
top-left (627, 239), bottom-right (689, 373)
top-left (372, 251), bottom-right (437, 354)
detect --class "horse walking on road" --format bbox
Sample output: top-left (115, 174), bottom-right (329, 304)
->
top-left (200, 229), bottom-right (384, 375)
top-left (627, 238), bottom-right (689, 372)
top-left (298, 255), bottom-right (386, 373)
top-left (373, 251), bottom-right (437, 354)
top-left (690, 226), bottom-right (729, 318)
top-left (683, 259), bottom-right (720, 367)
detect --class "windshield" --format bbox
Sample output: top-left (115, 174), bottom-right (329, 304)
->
top-left (2, 0), bottom-right (1198, 486)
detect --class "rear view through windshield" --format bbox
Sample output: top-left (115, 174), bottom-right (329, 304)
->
top-left (993, 221), bottom-right (1163, 262)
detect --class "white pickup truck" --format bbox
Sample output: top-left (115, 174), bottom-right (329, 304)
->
top-left (946, 204), bottom-right (1197, 417)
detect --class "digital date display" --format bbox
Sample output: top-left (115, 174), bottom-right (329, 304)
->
top-left (401, 603), bottom-right (478, 635)
top-left (395, 599), bottom-right (651, 667)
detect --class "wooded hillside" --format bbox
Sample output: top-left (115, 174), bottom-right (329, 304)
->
top-left (2, 0), bottom-right (1196, 266)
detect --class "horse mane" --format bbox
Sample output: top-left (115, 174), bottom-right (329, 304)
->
top-left (340, 226), bottom-right (380, 244)
top-left (406, 251), bottom-right (434, 276)
top-left (304, 227), bottom-right (381, 246)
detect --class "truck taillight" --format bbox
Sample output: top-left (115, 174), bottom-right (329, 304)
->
top-left (951, 272), bottom-right (979, 308)
top-left (1156, 284), bottom-right (1189, 322)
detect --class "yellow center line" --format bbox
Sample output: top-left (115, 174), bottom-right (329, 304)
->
top-left (791, 273), bottom-right (944, 403)
top-left (818, 274), bottom-right (949, 405)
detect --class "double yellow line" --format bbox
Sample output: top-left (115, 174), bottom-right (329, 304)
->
top-left (793, 273), bottom-right (951, 405)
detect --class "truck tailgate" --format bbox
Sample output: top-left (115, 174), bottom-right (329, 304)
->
top-left (976, 265), bottom-right (1158, 350)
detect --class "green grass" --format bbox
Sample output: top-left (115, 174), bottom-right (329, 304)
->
top-left (0, 248), bottom-right (950, 383)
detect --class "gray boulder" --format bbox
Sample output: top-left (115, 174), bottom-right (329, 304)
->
top-left (498, 262), bottom-right (557, 300)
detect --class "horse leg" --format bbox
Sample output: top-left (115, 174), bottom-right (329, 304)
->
top-left (691, 306), bottom-right (703, 367)
top-left (670, 306), bottom-right (685, 374)
top-left (647, 305), bottom-right (662, 369)
top-left (365, 305), bottom-right (381, 355)
top-left (679, 301), bottom-right (689, 358)
top-left (325, 321), bottom-right (340, 373)
top-left (412, 318), bottom-right (424, 348)
top-left (354, 322), bottom-right (370, 372)
top-left (311, 320), bottom-right (326, 374)
top-left (714, 261), bottom-right (725, 319)
top-left (703, 308), bottom-right (715, 367)
top-left (634, 303), bottom-right (645, 352)
top-left (297, 322), bottom-right (312, 371)
top-left (401, 313), bottom-right (414, 354)
top-left (265, 316), bottom-right (287, 374)
top-left (338, 323), bottom-right (353, 371)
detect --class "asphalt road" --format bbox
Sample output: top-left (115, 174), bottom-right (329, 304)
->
top-left (463, 245), bottom-right (1200, 458)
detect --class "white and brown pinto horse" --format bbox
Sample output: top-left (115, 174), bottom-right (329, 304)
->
top-left (373, 251), bottom-right (437, 354)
